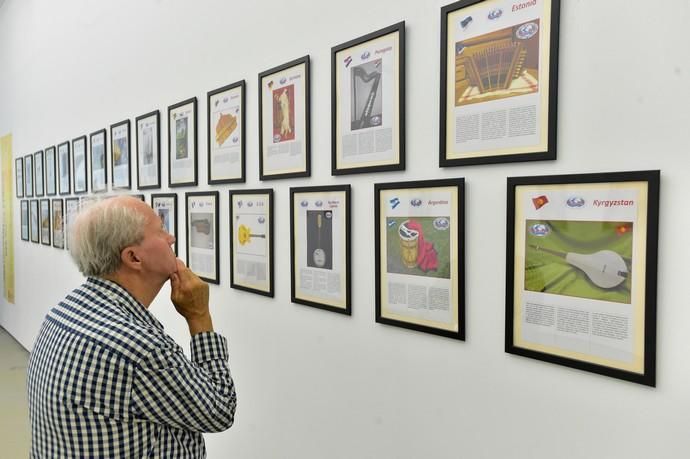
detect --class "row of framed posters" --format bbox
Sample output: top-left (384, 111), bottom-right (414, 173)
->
top-left (17, 169), bottom-right (659, 386)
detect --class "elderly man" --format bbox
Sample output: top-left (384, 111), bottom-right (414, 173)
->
top-left (27, 196), bottom-right (236, 458)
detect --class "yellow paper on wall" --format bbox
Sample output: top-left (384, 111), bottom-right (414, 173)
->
top-left (1, 133), bottom-right (15, 303)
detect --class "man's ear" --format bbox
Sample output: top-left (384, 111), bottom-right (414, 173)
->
top-left (121, 246), bottom-right (143, 270)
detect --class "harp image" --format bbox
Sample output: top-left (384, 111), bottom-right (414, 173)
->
top-left (351, 59), bottom-right (383, 130)
top-left (454, 21), bottom-right (540, 107)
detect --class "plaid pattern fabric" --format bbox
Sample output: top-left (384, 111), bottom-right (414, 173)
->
top-left (27, 277), bottom-right (236, 458)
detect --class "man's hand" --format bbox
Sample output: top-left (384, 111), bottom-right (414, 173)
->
top-left (170, 259), bottom-right (213, 335)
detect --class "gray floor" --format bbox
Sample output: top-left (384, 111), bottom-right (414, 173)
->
top-left (0, 326), bottom-right (30, 458)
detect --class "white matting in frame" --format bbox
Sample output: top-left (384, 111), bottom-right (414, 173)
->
top-left (186, 191), bottom-right (219, 284)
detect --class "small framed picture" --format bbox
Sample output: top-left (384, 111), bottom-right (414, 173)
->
top-left (111, 120), bottom-right (131, 190)
top-left (136, 110), bottom-right (161, 190)
top-left (30, 199), bottom-right (39, 243)
top-left (90, 129), bottom-right (108, 193)
top-left (72, 136), bottom-right (88, 194)
top-left (506, 170), bottom-right (660, 386)
top-left (169, 97), bottom-right (198, 187)
top-left (375, 178), bottom-right (465, 340)
top-left (290, 185), bottom-right (350, 314)
top-left (57, 141), bottom-right (71, 195)
top-left (15, 158), bottom-right (23, 198)
top-left (208, 81), bottom-right (246, 184)
top-left (332, 22), bottom-right (405, 175)
top-left (24, 154), bottom-right (34, 197)
top-left (34, 150), bottom-right (45, 196)
top-left (44, 146), bottom-right (57, 196)
top-left (20, 200), bottom-right (29, 241)
top-left (259, 56), bottom-right (310, 180)
top-left (229, 189), bottom-right (274, 297)
top-left (64, 197), bottom-right (81, 250)
top-left (51, 198), bottom-right (65, 249)
top-left (185, 191), bottom-right (219, 284)
top-left (440, 0), bottom-right (560, 166)
top-left (40, 199), bottom-right (51, 246)
top-left (151, 193), bottom-right (178, 254)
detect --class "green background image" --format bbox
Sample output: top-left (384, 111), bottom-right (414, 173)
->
top-left (386, 216), bottom-right (451, 279)
top-left (524, 219), bottom-right (633, 304)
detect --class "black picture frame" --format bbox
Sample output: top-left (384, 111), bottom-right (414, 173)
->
top-left (136, 110), bottom-right (162, 190)
top-left (290, 184), bottom-right (351, 315)
top-left (168, 97), bottom-right (198, 187)
top-left (440, 0), bottom-right (560, 166)
top-left (258, 55), bottom-right (311, 180)
top-left (208, 80), bottom-right (246, 184)
top-left (51, 198), bottom-right (65, 249)
top-left (57, 141), bottom-right (71, 195)
top-left (34, 150), bottom-right (45, 197)
top-left (90, 129), bottom-right (108, 193)
top-left (20, 200), bottom-right (29, 241)
top-left (29, 199), bottom-right (39, 243)
top-left (229, 188), bottom-right (274, 297)
top-left (24, 154), bottom-right (34, 198)
top-left (505, 170), bottom-right (660, 386)
top-left (110, 119), bottom-right (132, 190)
top-left (44, 146), bottom-right (57, 196)
top-left (72, 135), bottom-right (88, 194)
top-left (374, 178), bottom-right (466, 340)
top-left (15, 158), bottom-right (24, 198)
top-left (40, 198), bottom-right (51, 246)
top-left (151, 193), bottom-right (178, 254)
top-left (185, 191), bottom-right (219, 284)
top-left (331, 21), bottom-right (406, 175)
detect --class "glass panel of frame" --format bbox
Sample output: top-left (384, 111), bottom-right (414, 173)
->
top-left (208, 81), bottom-right (246, 184)
top-left (185, 191), bottom-right (219, 284)
top-left (229, 189), bottom-right (273, 296)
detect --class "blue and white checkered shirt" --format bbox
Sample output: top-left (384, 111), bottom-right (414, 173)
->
top-left (27, 277), bottom-right (237, 458)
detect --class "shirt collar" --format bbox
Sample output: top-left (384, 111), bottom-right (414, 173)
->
top-left (86, 277), bottom-right (164, 331)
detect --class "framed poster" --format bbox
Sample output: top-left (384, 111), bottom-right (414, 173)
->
top-left (290, 185), bottom-right (350, 314)
top-left (229, 189), bottom-right (273, 296)
top-left (208, 80), bottom-right (246, 184)
top-left (72, 136), bottom-right (88, 194)
top-left (506, 170), bottom-right (660, 386)
top-left (30, 199), bottom-right (39, 243)
top-left (258, 56), bottom-right (310, 180)
top-left (52, 198), bottom-right (65, 249)
top-left (440, 0), bottom-right (560, 166)
top-left (169, 97), bottom-right (198, 187)
top-left (45, 146), bottom-right (57, 196)
top-left (64, 197), bottom-right (80, 250)
top-left (111, 120), bottom-right (131, 189)
top-left (40, 199), bottom-right (51, 245)
top-left (185, 191), bottom-right (219, 284)
top-left (332, 22), bottom-right (405, 175)
top-left (24, 154), bottom-right (34, 197)
top-left (15, 158), bottom-right (23, 198)
top-left (34, 150), bottom-right (45, 196)
top-left (20, 200), bottom-right (29, 241)
top-left (375, 179), bottom-right (465, 339)
top-left (57, 141), bottom-right (71, 195)
top-left (136, 110), bottom-right (161, 190)
top-left (151, 193), bottom-right (178, 254)
top-left (90, 129), bottom-right (108, 193)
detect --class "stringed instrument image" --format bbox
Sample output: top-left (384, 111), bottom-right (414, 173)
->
top-left (238, 224), bottom-right (266, 246)
top-left (351, 61), bottom-right (382, 130)
top-left (529, 245), bottom-right (628, 289)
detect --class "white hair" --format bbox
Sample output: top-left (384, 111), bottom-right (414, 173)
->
top-left (69, 198), bottom-right (147, 277)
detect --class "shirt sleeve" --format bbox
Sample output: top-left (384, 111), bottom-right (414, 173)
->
top-left (130, 331), bottom-right (237, 433)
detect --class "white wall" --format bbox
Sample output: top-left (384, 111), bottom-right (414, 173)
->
top-left (1, 1), bottom-right (689, 458)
